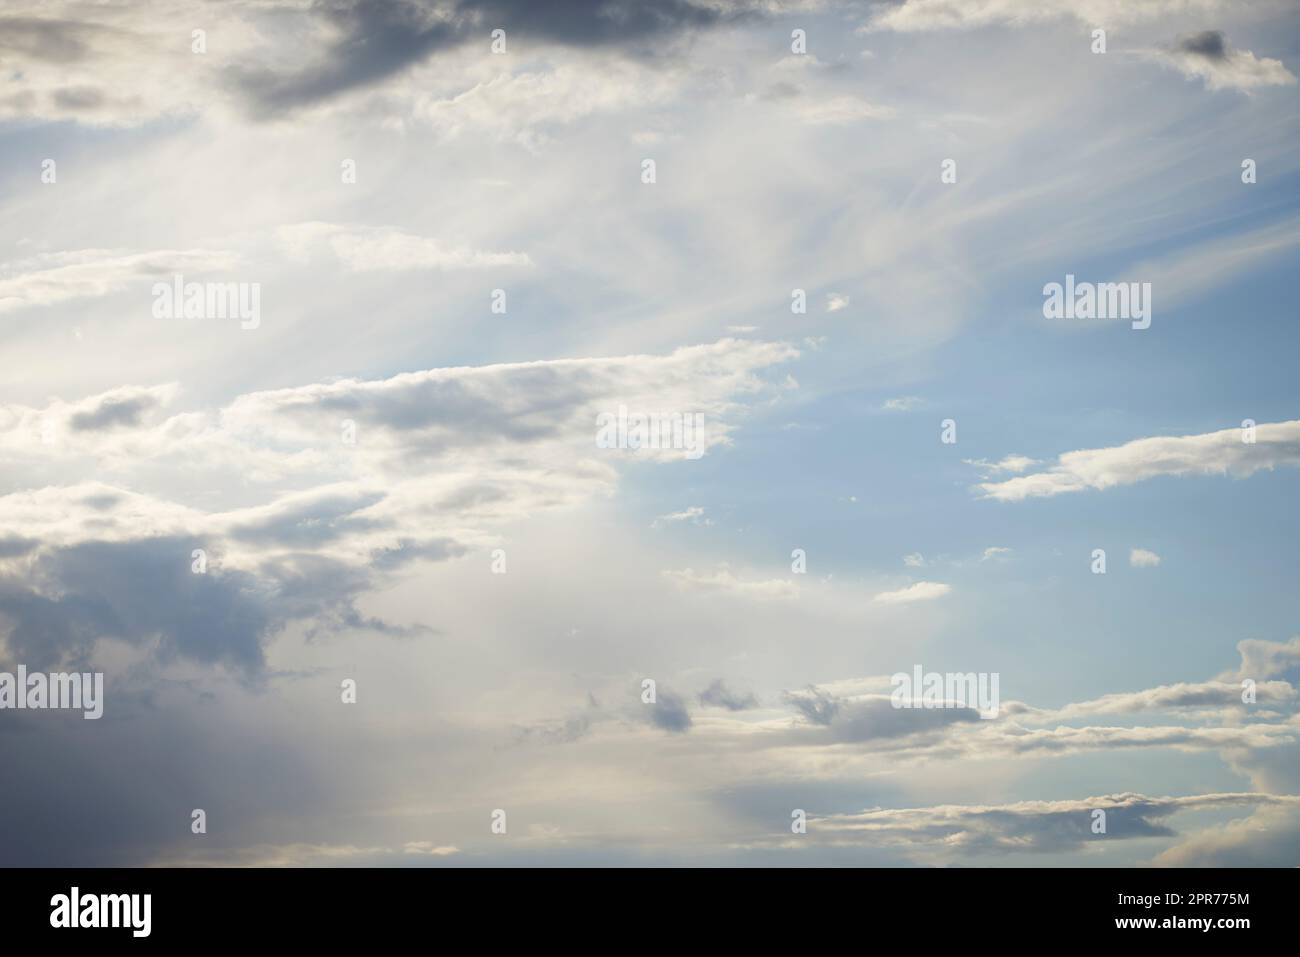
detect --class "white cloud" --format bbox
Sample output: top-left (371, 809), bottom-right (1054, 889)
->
top-left (1130, 547), bottom-right (1162, 568)
top-left (276, 222), bottom-right (532, 272)
top-left (873, 581), bottom-right (951, 604)
top-left (978, 420), bottom-right (1300, 501)
top-left (867, 0), bottom-right (1235, 33)
top-left (662, 566), bottom-right (799, 600)
top-left (0, 249), bottom-right (239, 313)
top-left (883, 397), bottom-right (922, 413)
top-left (651, 506), bottom-right (712, 528)
top-left (1144, 34), bottom-right (1296, 92)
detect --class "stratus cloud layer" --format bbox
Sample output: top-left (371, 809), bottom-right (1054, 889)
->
top-left (978, 420), bottom-right (1300, 500)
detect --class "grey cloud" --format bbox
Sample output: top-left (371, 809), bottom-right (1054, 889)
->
top-left (228, 0), bottom-right (460, 118)
top-left (1177, 29), bottom-right (1227, 60)
top-left (0, 538), bottom-right (273, 672)
top-left (785, 686), bottom-right (839, 725)
top-left (229, 0), bottom-right (748, 118)
top-left (50, 85), bottom-right (105, 110)
top-left (0, 536), bottom-right (37, 557)
top-left (698, 678), bottom-right (758, 710)
top-left (648, 689), bottom-right (692, 732)
top-left (0, 18), bottom-right (95, 63)
top-left (227, 489), bottom-right (390, 548)
top-left (815, 792), bottom-right (1300, 856)
top-left (0, 537), bottom-right (431, 675)
top-left (67, 391), bottom-right (166, 431)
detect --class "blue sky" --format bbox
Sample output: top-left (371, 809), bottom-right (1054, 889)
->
top-left (1, 0), bottom-right (1299, 867)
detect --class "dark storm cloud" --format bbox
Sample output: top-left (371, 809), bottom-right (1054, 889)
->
top-left (229, 0), bottom-right (753, 117)
top-left (1176, 30), bottom-right (1228, 60)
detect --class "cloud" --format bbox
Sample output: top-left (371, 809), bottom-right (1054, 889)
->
top-left (1145, 31), bottom-right (1296, 92)
top-left (883, 397), bottom-right (922, 413)
top-left (903, 552), bottom-right (926, 567)
top-left (873, 581), bottom-right (950, 604)
top-left (981, 546), bottom-right (1011, 561)
top-left (978, 420), bottom-right (1300, 501)
top-left (1151, 803), bottom-right (1300, 866)
top-left (1130, 547), bottom-right (1161, 568)
top-left (1229, 636), bottom-right (1300, 684)
top-left (651, 506), bottom-right (712, 528)
top-left (812, 792), bottom-right (1300, 855)
top-left (1042, 680), bottom-right (1294, 719)
top-left (866, 0), bottom-right (1237, 33)
top-left (699, 679), bottom-right (759, 711)
top-left (965, 454), bottom-right (1039, 475)
top-left (276, 222), bottom-right (533, 272)
top-left (647, 689), bottom-right (693, 733)
top-left (65, 385), bottom-right (179, 433)
top-left (825, 293), bottom-right (850, 312)
top-left (662, 566), bottom-right (799, 600)
top-left (0, 339), bottom-right (798, 671)
top-left (226, 0), bottom-right (748, 119)
top-left (0, 249), bottom-right (240, 313)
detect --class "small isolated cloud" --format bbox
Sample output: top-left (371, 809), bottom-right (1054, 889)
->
top-left (825, 292), bottom-right (850, 313)
top-left (651, 506), bottom-right (712, 528)
top-left (903, 552), bottom-right (926, 567)
top-left (1130, 548), bottom-right (1162, 568)
top-left (883, 397), bottom-right (922, 412)
top-left (981, 546), bottom-right (1011, 561)
top-left (873, 581), bottom-right (951, 604)
top-left (1147, 31), bottom-right (1296, 92)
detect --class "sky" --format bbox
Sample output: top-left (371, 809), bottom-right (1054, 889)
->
top-left (1, 0), bottom-right (1299, 867)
